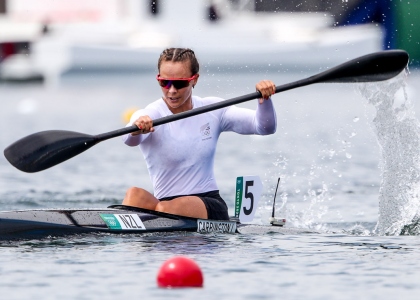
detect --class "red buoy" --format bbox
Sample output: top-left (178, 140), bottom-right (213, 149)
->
top-left (157, 256), bottom-right (204, 288)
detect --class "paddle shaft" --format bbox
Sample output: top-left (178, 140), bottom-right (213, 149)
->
top-left (95, 49), bottom-right (409, 142)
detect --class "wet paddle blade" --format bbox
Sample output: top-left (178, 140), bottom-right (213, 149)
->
top-left (4, 130), bottom-right (97, 173)
top-left (314, 50), bottom-right (409, 83)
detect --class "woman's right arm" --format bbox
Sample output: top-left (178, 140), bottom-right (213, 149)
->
top-left (122, 110), bottom-right (154, 146)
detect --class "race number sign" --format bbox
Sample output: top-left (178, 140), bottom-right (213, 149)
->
top-left (235, 176), bottom-right (262, 223)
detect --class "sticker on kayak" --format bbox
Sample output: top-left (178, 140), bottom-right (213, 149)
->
top-left (197, 219), bottom-right (237, 234)
top-left (235, 175), bottom-right (262, 223)
top-left (100, 214), bottom-right (146, 230)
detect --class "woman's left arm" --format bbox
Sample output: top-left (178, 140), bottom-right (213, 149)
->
top-left (255, 96), bottom-right (277, 135)
top-left (220, 80), bottom-right (277, 135)
top-left (253, 79), bottom-right (277, 134)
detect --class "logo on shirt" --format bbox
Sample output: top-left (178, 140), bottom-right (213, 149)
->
top-left (200, 123), bottom-right (211, 140)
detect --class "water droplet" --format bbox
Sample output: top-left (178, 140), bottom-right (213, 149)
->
top-left (353, 117), bottom-right (360, 122)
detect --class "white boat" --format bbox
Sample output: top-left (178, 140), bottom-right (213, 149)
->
top-left (0, 0), bottom-right (383, 84)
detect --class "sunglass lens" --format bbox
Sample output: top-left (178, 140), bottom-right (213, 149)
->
top-left (172, 80), bottom-right (189, 89)
top-left (158, 80), bottom-right (190, 89)
top-left (158, 79), bottom-right (171, 88)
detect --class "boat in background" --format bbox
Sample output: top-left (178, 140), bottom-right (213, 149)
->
top-left (0, 0), bottom-right (383, 85)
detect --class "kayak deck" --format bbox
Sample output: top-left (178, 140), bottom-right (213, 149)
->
top-left (0, 205), bottom-right (291, 240)
top-left (0, 205), bottom-right (240, 240)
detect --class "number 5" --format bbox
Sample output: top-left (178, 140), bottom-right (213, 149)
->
top-left (243, 180), bottom-right (254, 215)
top-left (235, 175), bottom-right (262, 223)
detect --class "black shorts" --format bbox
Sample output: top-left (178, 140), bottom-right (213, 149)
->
top-left (159, 190), bottom-right (229, 221)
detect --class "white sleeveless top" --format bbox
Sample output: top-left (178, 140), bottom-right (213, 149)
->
top-left (123, 96), bottom-right (276, 199)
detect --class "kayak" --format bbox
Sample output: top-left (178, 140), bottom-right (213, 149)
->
top-left (0, 176), bottom-right (292, 240)
top-left (0, 204), bottom-right (286, 240)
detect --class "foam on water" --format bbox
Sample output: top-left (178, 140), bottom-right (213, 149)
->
top-left (358, 70), bottom-right (420, 235)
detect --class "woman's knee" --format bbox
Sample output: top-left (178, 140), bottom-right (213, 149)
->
top-left (125, 187), bottom-right (144, 198)
top-left (123, 187), bottom-right (147, 206)
top-left (123, 187), bottom-right (159, 209)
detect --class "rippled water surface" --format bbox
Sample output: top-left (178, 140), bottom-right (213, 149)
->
top-left (1, 68), bottom-right (420, 299)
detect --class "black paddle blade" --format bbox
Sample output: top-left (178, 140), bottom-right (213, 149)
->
top-left (4, 130), bottom-right (97, 173)
top-left (315, 50), bottom-right (409, 83)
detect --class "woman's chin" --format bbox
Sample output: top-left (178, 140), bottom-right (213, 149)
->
top-left (167, 102), bottom-right (181, 109)
top-left (165, 98), bottom-right (184, 109)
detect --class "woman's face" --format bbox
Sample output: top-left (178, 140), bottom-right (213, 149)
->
top-left (158, 60), bottom-right (199, 114)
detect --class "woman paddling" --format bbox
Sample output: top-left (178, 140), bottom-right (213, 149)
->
top-left (122, 48), bottom-right (277, 220)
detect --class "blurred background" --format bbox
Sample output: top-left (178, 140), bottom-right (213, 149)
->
top-left (1, 4), bottom-right (420, 298)
top-left (0, 0), bottom-right (418, 84)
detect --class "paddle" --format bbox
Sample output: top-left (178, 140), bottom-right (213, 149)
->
top-left (4, 50), bottom-right (409, 173)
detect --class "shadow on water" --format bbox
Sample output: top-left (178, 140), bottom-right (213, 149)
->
top-left (323, 240), bottom-right (405, 250)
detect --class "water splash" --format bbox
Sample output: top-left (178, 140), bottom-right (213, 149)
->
top-left (261, 152), bottom-right (333, 230)
top-left (358, 70), bottom-right (420, 235)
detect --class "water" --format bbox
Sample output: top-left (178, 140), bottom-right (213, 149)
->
top-left (1, 68), bottom-right (420, 299)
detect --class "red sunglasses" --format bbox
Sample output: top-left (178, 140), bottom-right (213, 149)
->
top-left (156, 74), bottom-right (198, 89)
